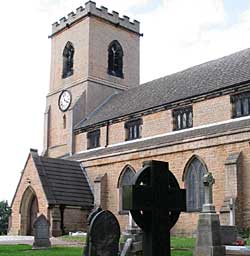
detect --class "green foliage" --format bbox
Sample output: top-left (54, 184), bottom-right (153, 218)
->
top-left (0, 201), bottom-right (11, 235)
top-left (0, 245), bottom-right (83, 256)
top-left (238, 227), bottom-right (250, 239)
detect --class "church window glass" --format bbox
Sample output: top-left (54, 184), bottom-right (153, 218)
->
top-left (87, 129), bottom-right (100, 149)
top-left (231, 92), bottom-right (250, 118)
top-left (125, 119), bottom-right (142, 141)
top-left (173, 106), bottom-right (193, 130)
top-left (62, 42), bottom-right (74, 79)
top-left (117, 165), bottom-right (135, 213)
top-left (184, 157), bottom-right (206, 212)
top-left (108, 40), bottom-right (124, 78)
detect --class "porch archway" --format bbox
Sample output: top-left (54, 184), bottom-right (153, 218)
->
top-left (19, 186), bottom-right (39, 235)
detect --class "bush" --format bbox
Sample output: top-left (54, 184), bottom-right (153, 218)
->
top-left (0, 200), bottom-right (11, 235)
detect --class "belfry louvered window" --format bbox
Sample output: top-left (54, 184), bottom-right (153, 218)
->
top-left (231, 92), bottom-right (250, 118)
top-left (107, 40), bottom-right (124, 78)
top-left (173, 106), bottom-right (193, 130)
top-left (62, 42), bottom-right (74, 79)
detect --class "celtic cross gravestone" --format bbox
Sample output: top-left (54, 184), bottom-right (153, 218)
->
top-left (202, 172), bottom-right (216, 213)
top-left (123, 160), bottom-right (186, 256)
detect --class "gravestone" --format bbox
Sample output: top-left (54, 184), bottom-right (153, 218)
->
top-left (83, 209), bottom-right (120, 256)
top-left (120, 212), bottom-right (143, 256)
top-left (83, 207), bottom-right (102, 256)
top-left (123, 160), bottom-right (186, 256)
top-left (195, 172), bottom-right (225, 256)
top-left (32, 214), bottom-right (51, 249)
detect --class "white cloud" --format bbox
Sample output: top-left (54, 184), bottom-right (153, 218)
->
top-left (139, 0), bottom-right (250, 82)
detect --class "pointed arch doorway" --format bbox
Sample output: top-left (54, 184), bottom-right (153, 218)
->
top-left (19, 186), bottom-right (39, 235)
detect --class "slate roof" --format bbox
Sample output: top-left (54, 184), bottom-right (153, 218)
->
top-left (32, 153), bottom-right (94, 208)
top-left (70, 118), bottom-right (250, 161)
top-left (75, 48), bottom-right (250, 130)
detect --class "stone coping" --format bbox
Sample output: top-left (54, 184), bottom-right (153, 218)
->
top-left (226, 246), bottom-right (250, 255)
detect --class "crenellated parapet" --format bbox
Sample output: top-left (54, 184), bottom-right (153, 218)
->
top-left (51, 1), bottom-right (140, 37)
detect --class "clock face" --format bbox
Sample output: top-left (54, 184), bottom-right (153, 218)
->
top-left (58, 90), bottom-right (72, 112)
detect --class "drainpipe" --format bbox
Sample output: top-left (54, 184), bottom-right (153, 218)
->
top-left (105, 122), bottom-right (109, 147)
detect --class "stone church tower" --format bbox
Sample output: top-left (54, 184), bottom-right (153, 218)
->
top-left (9, 1), bottom-right (141, 236)
top-left (44, 1), bottom-right (140, 158)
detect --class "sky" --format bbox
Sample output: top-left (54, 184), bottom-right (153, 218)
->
top-left (1, 0), bottom-right (250, 203)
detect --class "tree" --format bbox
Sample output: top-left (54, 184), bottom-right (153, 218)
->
top-left (0, 201), bottom-right (11, 235)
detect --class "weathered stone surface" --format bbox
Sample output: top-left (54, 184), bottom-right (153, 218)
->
top-left (120, 227), bottom-right (143, 255)
top-left (195, 173), bottom-right (225, 256)
top-left (83, 209), bottom-right (120, 256)
top-left (220, 225), bottom-right (238, 245)
top-left (226, 246), bottom-right (250, 255)
top-left (195, 213), bottom-right (225, 256)
top-left (32, 214), bottom-right (51, 249)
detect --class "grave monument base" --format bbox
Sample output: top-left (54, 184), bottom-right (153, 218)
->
top-left (32, 242), bottom-right (51, 250)
top-left (120, 227), bottom-right (143, 255)
top-left (195, 213), bottom-right (225, 256)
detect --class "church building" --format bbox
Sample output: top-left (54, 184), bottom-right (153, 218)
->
top-left (9, 1), bottom-right (250, 236)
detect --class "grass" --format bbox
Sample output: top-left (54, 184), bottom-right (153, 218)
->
top-left (171, 236), bottom-right (195, 249)
top-left (0, 237), bottom-right (195, 256)
top-left (0, 245), bottom-right (83, 256)
top-left (171, 236), bottom-right (195, 256)
top-left (172, 251), bottom-right (193, 256)
top-left (59, 235), bottom-right (86, 243)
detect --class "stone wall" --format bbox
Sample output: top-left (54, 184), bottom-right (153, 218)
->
top-left (193, 95), bottom-right (232, 126)
top-left (63, 207), bottom-right (89, 233)
top-left (74, 94), bottom-right (239, 153)
top-left (46, 5), bottom-right (140, 158)
top-left (80, 128), bottom-right (250, 235)
top-left (9, 152), bottom-right (49, 235)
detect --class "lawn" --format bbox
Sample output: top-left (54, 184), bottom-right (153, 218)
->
top-left (0, 245), bottom-right (83, 256)
top-left (0, 237), bottom-right (195, 256)
top-left (171, 236), bottom-right (195, 256)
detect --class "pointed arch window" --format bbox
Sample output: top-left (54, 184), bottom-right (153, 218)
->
top-left (117, 165), bottom-right (135, 214)
top-left (184, 157), bottom-right (206, 212)
top-left (108, 40), bottom-right (124, 78)
top-left (62, 42), bottom-right (74, 79)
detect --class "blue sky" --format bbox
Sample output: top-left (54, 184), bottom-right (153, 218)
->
top-left (128, 0), bottom-right (162, 14)
top-left (224, 0), bottom-right (250, 25)
top-left (1, 0), bottom-right (250, 203)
